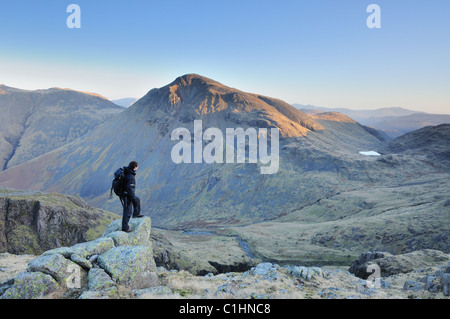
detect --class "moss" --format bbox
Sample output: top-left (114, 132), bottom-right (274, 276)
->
top-left (86, 222), bottom-right (107, 242)
top-left (174, 288), bottom-right (192, 297)
top-left (1, 271), bottom-right (59, 299)
top-left (8, 225), bottom-right (41, 255)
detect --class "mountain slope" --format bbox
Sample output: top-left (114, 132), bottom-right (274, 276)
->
top-left (381, 123), bottom-right (450, 168)
top-left (0, 74), bottom-right (429, 230)
top-left (0, 85), bottom-right (124, 170)
top-left (225, 123), bottom-right (450, 264)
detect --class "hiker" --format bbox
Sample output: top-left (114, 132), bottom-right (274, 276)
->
top-left (120, 161), bottom-right (144, 232)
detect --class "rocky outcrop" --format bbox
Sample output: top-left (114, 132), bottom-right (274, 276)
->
top-left (403, 264), bottom-right (450, 296)
top-left (0, 188), bottom-right (117, 255)
top-left (349, 250), bottom-right (450, 297)
top-left (2, 241), bottom-right (449, 299)
top-left (349, 249), bottom-right (449, 279)
top-left (143, 257), bottom-right (449, 299)
top-left (348, 251), bottom-right (392, 279)
top-left (0, 217), bottom-right (159, 299)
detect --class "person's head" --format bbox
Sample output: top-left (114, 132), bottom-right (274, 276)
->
top-left (128, 161), bottom-right (139, 171)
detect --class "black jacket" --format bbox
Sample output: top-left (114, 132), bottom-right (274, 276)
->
top-left (122, 166), bottom-right (137, 200)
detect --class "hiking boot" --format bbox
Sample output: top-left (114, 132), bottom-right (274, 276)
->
top-left (133, 214), bottom-right (144, 218)
top-left (122, 227), bottom-right (134, 233)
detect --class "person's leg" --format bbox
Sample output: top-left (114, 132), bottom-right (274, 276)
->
top-left (132, 196), bottom-right (141, 217)
top-left (121, 197), bottom-right (133, 231)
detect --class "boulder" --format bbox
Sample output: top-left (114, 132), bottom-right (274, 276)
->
top-left (252, 263), bottom-right (273, 276)
top-left (442, 274), bottom-right (450, 296)
top-left (289, 266), bottom-right (324, 280)
top-left (26, 253), bottom-right (83, 288)
top-left (403, 280), bottom-right (423, 292)
top-left (70, 237), bottom-right (115, 258)
top-left (102, 217), bottom-right (152, 246)
top-left (1, 271), bottom-right (58, 299)
top-left (87, 268), bottom-right (116, 291)
top-left (40, 238), bottom-right (115, 260)
top-left (70, 254), bottom-right (93, 270)
top-left (97, 245), bottom-right (159, 290)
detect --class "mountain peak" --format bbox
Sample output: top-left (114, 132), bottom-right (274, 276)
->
top-left (136, 74), bottom-right (323, 137)
top-left (167, 74), bottom-right (232, 95)
top-left (170, 74), bottom-right (221, 87)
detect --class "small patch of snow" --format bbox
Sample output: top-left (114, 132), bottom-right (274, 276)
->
top-left (359, 151), bottom-right (381, 156)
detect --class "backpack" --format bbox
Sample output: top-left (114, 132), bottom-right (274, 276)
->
top-left (110, 167), bottom-right (126, 198)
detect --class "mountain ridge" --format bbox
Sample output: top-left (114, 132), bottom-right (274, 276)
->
top-left (0, 84), bottom-right (111, 102)
top-left (296, 104), bottom-right (450, 139)
top-left (0, 85), bottom-right (124, 170)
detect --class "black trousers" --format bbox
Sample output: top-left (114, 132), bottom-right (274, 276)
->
top-left (121, 196), bottom-right (141, 231)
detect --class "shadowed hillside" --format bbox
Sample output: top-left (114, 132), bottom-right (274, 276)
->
top-left (0, 85), bottom-right (124, 170)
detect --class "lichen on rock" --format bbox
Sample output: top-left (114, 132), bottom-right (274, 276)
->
top-left (98, 245), bottom-right (158, 290)
top-left (1, 217), bottom-right (159, 299)
top-left (1, 271), bottom-right (58, 299)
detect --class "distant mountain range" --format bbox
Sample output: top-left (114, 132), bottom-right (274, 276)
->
top-left (0, 85), bottom-right (124, 170)
top-left (294, 104), bottom-right (450, 139)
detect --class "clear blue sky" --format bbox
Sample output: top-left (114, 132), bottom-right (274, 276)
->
top-left (1, 0), bottom-right (449, 114)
